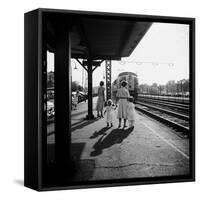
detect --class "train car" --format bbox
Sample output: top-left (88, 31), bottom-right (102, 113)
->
top-left (112, 72), bottom-right (139, 102)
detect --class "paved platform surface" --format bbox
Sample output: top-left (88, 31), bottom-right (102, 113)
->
top-left (71, 111), bottom-right (189, 181)
top-left (47, 98), bottom-right (189, 181)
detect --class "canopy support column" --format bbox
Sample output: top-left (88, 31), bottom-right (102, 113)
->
top-left (77, 59), bottom-right (103, 120)
top-left (86, 60), bottom-right (94, 119)
top-left (54, 22), bottom-right (71, 167)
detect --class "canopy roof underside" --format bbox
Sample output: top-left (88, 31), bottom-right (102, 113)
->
top-left (46, 14), bottom-right (152, 61)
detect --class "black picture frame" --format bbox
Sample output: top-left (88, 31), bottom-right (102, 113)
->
top-left (24, 8), bottom-right (195, 191)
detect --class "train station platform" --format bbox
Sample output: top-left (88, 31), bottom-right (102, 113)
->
top-left (47, 98), bottom-right (189, 181)
top-left (72, 103), bottom-right (189, 181)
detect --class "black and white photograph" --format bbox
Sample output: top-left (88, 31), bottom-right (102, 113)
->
top-left (24, 8), bottom-right (195, 191)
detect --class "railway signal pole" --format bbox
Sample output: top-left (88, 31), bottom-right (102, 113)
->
top-left (105, 60), bottom-right (112, 100)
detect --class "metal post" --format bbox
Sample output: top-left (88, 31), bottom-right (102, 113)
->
top-left (54, 22), bottom-right (71, 166)
top-left (86, 61), bottom-right (94, 119)
top-left (105, 60), bottom-right (112, 100)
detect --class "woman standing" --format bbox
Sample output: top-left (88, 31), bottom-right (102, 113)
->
top-left (116, 80), bottom-right (130, 128)
top-left (96, 81), bottom-right (105, 118)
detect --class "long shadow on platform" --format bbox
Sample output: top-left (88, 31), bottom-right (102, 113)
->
top-left (47, 118), bottom-right (99, 136)
top-left (90, 127), bottom-right (111, 139)
top-left (90, 127), bottom-right (134, 157)
top-left (71, 118), bottom-right (99, 132)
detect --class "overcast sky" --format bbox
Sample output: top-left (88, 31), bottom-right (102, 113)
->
top-left (47, 22), bottom-right (189, 87)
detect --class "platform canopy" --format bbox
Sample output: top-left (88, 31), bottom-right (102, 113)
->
top-left (47, 15), bottom-right (152, 60)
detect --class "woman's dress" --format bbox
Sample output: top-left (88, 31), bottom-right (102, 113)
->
top-left (116, 87), bottom-right (130, 119)
top-left (96, 86), bottom-right (105, 112)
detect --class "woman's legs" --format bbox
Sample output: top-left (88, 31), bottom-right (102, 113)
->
top-left (96, 97), bottom-right (100, 117)
top-left (100, 110), bottom-right (104, 118)
top-left (118, 118), bottom-right (121, 128)
top-left (123, 119), bottom-right (127, 128)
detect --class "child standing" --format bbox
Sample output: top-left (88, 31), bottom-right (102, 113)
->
top-left (104, 99), bottom-right (116, 127)
top-left (127, 96), bottom-right (135, 128)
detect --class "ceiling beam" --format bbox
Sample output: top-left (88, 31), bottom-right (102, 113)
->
top-left (72, 53), bottom-right (121, 61)
top-left (75, 59), bottom-right (88, 71)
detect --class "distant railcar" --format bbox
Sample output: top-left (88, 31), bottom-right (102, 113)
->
top-left (112, 72), bottom-right (139, 102)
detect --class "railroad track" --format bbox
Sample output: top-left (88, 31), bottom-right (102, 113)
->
top-left (135, 102), bottom-right (189, 135)
top-left (138, 95), bottom-right (189, 105)
top-left (136, 99), bottom-right (189, 116)
top-left (137, 97), bottom-right (189, 108)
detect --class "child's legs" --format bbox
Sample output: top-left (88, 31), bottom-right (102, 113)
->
top-left (107, 119), bottom-right (112, 127)
top-left (110, 117), bottom-right (113, 126)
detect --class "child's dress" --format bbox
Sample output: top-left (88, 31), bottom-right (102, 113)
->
top-left (127, 102), bottom-right (135, 127)
top-left (106, 105), bottom-right (114, 123)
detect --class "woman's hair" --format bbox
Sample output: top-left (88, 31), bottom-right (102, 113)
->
top-left (121, 80), bottom-right (128, 87)
top-left (107, 99), bottom-right (112, 106)
top-left (100, 81), bottom-right (104, 86)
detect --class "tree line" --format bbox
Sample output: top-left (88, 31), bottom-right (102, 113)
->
top-left (139, 79), bottom-right (189, 96)
top-left (47, 71), bottom-right (84, 92)
top-left (71, 81), bottom-right (84, 92)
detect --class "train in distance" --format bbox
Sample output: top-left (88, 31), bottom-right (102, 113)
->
top-left (112, 72), bottom-right (139, 102)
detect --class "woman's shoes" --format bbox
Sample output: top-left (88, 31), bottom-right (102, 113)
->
top-left (123, 125), bottom-right (128, 129)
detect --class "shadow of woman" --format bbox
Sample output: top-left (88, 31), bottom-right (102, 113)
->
top-left (71, 118), bottom-right (99, 132)
top-left (90, 127), bottom-right (111, 139)
top-left (90, 127), bottom-right (134, 157)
